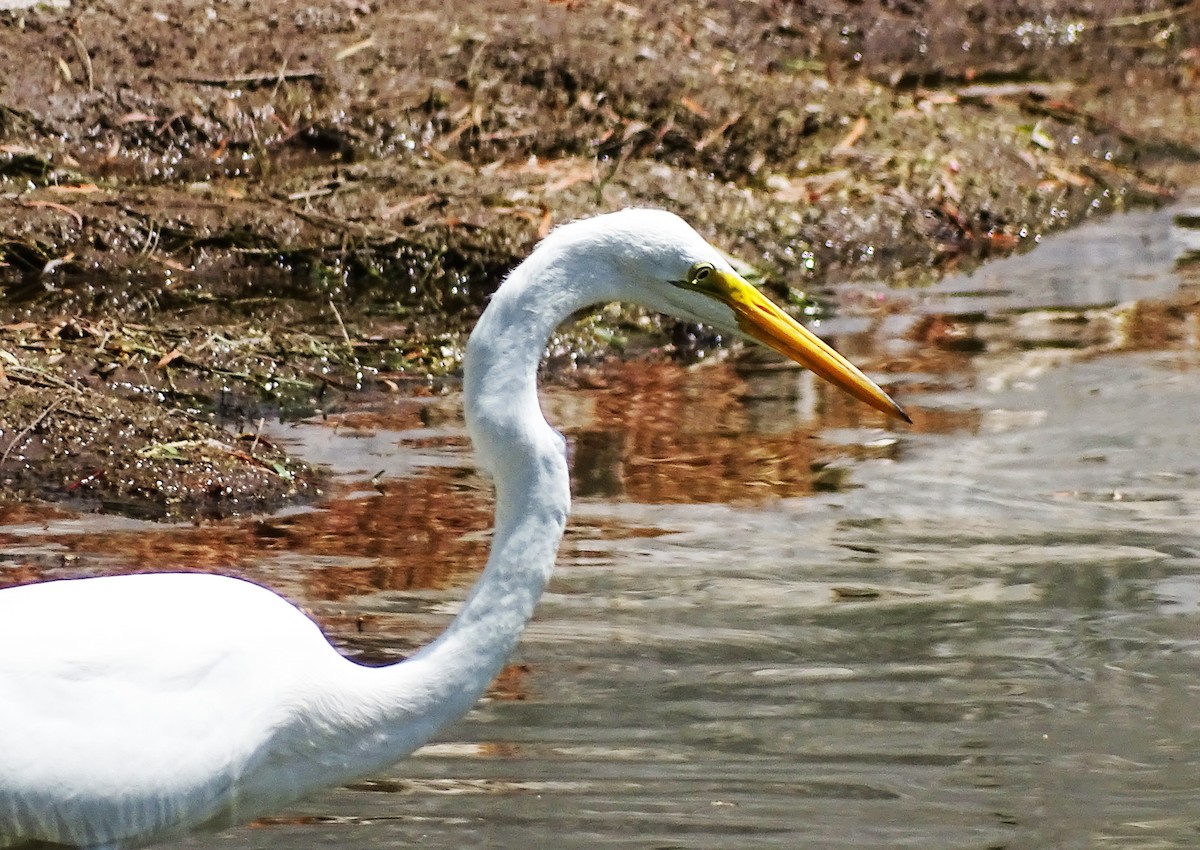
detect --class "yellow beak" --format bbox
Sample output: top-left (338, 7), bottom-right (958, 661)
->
top-left (707, 269), bottom-right (910, 423)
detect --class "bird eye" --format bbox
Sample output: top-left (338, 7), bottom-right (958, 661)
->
top-left (689, 262), bottom-right (714, 285)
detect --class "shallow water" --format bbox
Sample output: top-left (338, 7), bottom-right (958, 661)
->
top-left (3, 201), bottom-right (1200, 848)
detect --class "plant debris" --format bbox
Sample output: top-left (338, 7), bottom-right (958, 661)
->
top-left (0, 0), bottom-right (1197, 518)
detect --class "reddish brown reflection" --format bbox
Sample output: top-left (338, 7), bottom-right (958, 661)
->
top-left (0, 355), bottom-right (917, 623)
top-left (1118, 294), bottom-right (1200, 352)
top-left (0, 503), bottom-right (75, 525)
top-left (322, 402), bottom-right (431, 433)
top-left (489, 662), bottom-right (533, 701)
top-left (902, 405), bottom-right (983, 435)
top-left (553, 359), bottom-right (904, 504)
top-left (910, 315), bottom-right (988, 354)
top-left (0, 469), bottom-right (493, 602)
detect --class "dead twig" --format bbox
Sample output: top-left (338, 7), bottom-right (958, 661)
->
top-left (178, 69), bottom-right (322, 89)
top-left (334, 37), bottom-right (376, 62)
top-left (831, 116), bottom-right (869, 156)
top-left (266, 196), bottom-right (407, 243)
top-left (328, 298), bottom-right (352, 347)
top-left (21, 199), bottom-right (83, 228)
top-left (1098, 2), bottom-right (1199, 28)
top-left (769, 169), bottom-right (851, 203)
top-left (67, 30), bottom-right (94, 92)
top-left (1021, 96), bottom-right (1200, 162)
top-left (139, 437), bottom-right (295, 480)
top-left (2, 359), bottom-right (87, 395)
top-left (952, 81), bottom-right (1075, 102)
top-left (380, 193), bottom-right (438, 218)
top-left (678, 96), bottom-right (711, 119)
top-left (248, 417), bottom-right (265, 455)
top-left (695, 112), bottom-right (742, 152)
top-left (0, 393), bottom-right (72, 469)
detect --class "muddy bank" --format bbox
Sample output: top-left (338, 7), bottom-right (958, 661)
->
top-left (0, 381), bottom-right (318, 518)
top-left (1, 0), bottom-right (1198, 517)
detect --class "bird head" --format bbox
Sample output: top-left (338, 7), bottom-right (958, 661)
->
top-left (554, 209), bottom-right (910, 423)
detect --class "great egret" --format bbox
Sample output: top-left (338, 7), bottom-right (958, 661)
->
top-left (0, 209), bottom-right (907, 849)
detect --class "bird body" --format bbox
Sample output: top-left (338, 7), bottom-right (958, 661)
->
top-left (0, 209), bottom-right (906, 849)
top-left (1, 573), bottom-right (373, 845)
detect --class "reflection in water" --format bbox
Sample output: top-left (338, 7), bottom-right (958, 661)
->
top-left (2, 200), bottom-right (1200, 848)
top-left (0, 469), bottom-right (491, 600)
top-left (895, 202), bottom-right (1200, 404)
top-left (553, 358), bottom-right (904, 504)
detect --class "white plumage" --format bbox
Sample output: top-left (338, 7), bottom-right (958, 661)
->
top-left (0, 209), bottom-right (906, 849)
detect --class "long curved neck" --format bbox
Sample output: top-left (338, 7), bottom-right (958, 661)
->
top-left (314, 250), bottom-right (603, 777)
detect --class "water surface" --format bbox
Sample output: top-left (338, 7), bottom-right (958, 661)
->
top-left (3, 202), bottom-right (1199, 849)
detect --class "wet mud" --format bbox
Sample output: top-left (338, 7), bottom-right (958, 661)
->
top-left (1, 0), bottom-right (1198, 516)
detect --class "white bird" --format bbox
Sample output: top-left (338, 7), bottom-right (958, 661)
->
top-left (0, 209), bottom-right (907, 849)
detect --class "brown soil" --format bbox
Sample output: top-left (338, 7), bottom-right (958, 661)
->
top-left (1, 0), bottom-right (1198, 518)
